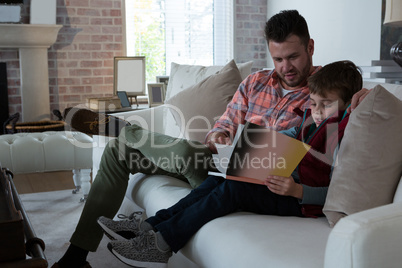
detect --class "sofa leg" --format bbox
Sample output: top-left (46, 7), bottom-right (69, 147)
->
top-left (79, 169), bottom-right (92, 202)
top-left (72, 169), bottom-right (92, 202)
top-left (72, 169), bottom-right (82, 194)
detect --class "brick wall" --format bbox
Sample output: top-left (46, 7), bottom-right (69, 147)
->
top-left (50, 0), bottom-right (124, 114)
top-left (0, 0), bottom-right (267, 119)
top-left (234, 0), bottom-right (267, 72)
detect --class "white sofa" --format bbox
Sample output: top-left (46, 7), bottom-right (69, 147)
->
top-left (92, 65), bottom-right (402, 268)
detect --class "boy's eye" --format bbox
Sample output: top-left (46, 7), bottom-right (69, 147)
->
top-left (324, 103), bottom-right (334, 108)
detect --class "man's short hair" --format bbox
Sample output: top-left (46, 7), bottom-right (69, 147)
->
top-left (264, 10), bottom-right (310, 48)
top-left (308, 60), bottom-right (363, 103)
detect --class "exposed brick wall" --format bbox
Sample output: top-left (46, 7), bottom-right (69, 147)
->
top-left (0, 0), bottom-right (124, 118)
top-left (0, 0), bottom-right (267, 120)
top-left (234, 0), bottom-right (267, 72)
top-left (50, 0), bottom-right (124, 114)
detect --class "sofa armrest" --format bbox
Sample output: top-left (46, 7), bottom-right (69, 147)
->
top-left (324, 203), bottom-right (402, 268)
top-left (111, 105), bottom-right (167, 134)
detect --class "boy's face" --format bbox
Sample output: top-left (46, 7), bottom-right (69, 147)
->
top-left (309, 91), bottom-right (349, 126)
top-left (268, 34), bottom-right (314, 91)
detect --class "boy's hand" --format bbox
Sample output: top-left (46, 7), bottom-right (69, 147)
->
top-left (264, 175), bottom-right (303, 199)
top-left (205, 132), bottom-right (231, 154)
top-left (347, 88), bottom-right (371, 113)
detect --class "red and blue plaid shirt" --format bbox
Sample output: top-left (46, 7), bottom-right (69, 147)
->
top-left (206, 67), bottom-right (321, 141)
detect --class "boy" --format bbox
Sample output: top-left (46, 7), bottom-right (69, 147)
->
top-left (99, 60), bottom-right (362, 267)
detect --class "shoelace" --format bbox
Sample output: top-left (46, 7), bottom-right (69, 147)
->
top-left (117, 211), bottom-right (143, 222)
top-left (130, 231), bottom-right (154, 250)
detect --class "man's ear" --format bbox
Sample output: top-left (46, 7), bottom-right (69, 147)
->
top-left (308, 39), bottom-right (314, 56)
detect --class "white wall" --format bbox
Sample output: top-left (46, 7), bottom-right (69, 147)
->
top-left (266, 0), bottom-right (382, 68)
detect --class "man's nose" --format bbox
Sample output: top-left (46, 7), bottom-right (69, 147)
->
top-left (282, 60), bottom-right (292, 72)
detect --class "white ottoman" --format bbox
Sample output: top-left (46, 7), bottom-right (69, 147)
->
top-left (0, 131), bottom-right (93, 201)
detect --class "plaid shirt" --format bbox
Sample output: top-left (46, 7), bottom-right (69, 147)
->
top-left (206, 67), bottom-right (320, 141)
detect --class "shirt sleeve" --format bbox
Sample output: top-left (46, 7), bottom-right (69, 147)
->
top-left (279, 126), bottom-right (298, 139)
top-left (205, 80), bottom-right (249, 142)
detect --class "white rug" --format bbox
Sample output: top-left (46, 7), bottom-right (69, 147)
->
top-left (20, 190), bottom-right (132, 268)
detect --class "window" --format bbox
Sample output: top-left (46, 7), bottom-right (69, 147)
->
top-left (124, 0), bottom-right (233, 81)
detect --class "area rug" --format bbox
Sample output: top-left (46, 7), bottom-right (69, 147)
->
top-left (20, 190), bottom-right (132, 268)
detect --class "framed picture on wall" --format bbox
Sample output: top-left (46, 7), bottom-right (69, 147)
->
top-left (147, 83), bottom-right (165, 107)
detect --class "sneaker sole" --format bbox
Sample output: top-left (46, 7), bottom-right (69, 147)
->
top-left (107, 243), bottom-right (168, 268)
top-left (97, 218), bottom-right (129, 241)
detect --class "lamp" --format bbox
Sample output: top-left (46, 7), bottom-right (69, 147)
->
top-left (384, 0), bottom-right (402, 67)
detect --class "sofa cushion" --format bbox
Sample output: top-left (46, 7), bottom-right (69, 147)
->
top-left (394, 176), bottom-right (402, 203)
top-left (165, 61), bottom-right (253, 100)
top-left (323, 85), bottom-right (402, 227)
top-left (163, 61), bottom-right (252, 138)
top-left (164, 60), bottom-right (243, 142)
top-left (127, 174), bottom-right (331, 268)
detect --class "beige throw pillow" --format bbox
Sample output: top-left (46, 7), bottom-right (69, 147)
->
top-left (165, 61), bottom-right (252, 100)
top-left (164, 60), bottom-right (242, 143)
top-left (323, 85), bottom-right (402, 227)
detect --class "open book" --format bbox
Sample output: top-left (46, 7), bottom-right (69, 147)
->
top-left (208, 122), bottom-right (311, 185)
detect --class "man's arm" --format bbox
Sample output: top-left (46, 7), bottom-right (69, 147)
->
top-left (204, 79), bottom-right (250, 152)
top-left (205, 132), bottom-right (231, 154)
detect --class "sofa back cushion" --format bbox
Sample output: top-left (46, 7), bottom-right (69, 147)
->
top-left (163, 61), bottom-right (253, 138)
top-left (166, 61), bottom-right (253, 100)
top-left (164, 60), bottom-right (243, 142)
top-left (323, 84), bottom-right (402, 227)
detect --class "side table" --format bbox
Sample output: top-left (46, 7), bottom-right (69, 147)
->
top-left (0, 167), bottom-right (47, 268)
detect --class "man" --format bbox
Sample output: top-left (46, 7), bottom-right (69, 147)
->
top-left (52, 10), bottom-right (363, 268)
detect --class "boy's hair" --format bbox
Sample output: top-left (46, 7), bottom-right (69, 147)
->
top-left (308, 60), bottom-right (362, 104)
top-left (264, 10), bottom-right (310, 48)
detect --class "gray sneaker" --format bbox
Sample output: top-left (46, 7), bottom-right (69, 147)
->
top-left (97, 212), bottom-right (143, 241)
top-left (107, 230), bottom-right (172, 268)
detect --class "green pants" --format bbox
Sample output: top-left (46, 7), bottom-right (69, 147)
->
top-left (70, 125), bottom-right (213, 251)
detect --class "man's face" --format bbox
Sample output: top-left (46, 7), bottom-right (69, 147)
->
top-left (268, 34), bottom-right (314, 90)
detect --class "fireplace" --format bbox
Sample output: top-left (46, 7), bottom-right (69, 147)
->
top-left (0, 24), bottom-right (61, 122)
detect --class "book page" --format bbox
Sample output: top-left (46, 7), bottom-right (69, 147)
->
top-left (226, 122), bottom-right (310, 183)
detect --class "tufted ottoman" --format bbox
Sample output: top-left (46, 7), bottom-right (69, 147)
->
top-left (0, 131), bottom-right (93, 201)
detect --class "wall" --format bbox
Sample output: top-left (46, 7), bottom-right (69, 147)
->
top-left (0, 0), bottom-right (267, 118)
top-left (234, 0), bottom-right (268, 72)
top-left (266, 0), bottom-right (383, 68)
top-left (0, 0), bottom-right (124, 117)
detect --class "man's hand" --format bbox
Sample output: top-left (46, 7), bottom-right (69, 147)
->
top-left (205, 132), bottom-right (231, 154)
top-left (347, 88), bottom-right (371, 113)
top-left (264, 175), bottom-right (303, 199)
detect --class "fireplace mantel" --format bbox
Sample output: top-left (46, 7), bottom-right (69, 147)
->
top-left (0, 24), bottom-right (62, 122)
top-left (0, 24), bottom-right (61, 47)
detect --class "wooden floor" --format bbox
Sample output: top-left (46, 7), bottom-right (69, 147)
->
top-left (12, 171), bottom-right (79, 194)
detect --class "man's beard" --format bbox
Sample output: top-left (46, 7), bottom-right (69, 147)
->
top-left (279, 58), bottom-right (312, 88)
